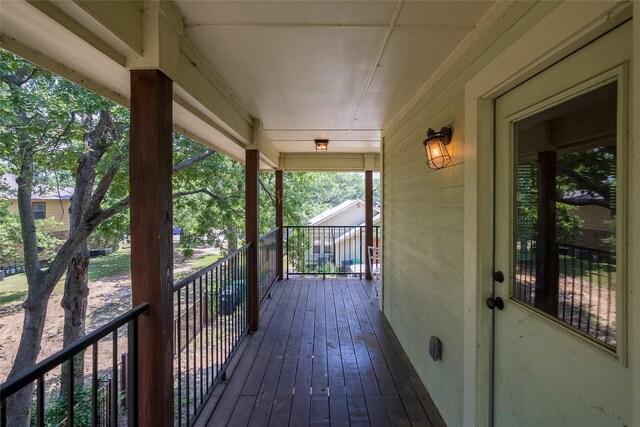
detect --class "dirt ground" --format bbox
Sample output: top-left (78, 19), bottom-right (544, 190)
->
top-left (0, 247), bottom-right (218, 382)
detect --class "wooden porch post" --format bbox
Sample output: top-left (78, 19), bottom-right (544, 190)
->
top-left (129, 69), bottom-right (174, 426)
top-left (365, 170), bottom-right (374, 280)
top-left (246, 149), bottom-right (259, 331)
top-left (276, 169), bottom-right (284, 281)
top-left (535, 151), bottom-right (559, 316)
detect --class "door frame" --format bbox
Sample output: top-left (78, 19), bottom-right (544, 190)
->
top-left (462, 3), bottom-right (636, 426)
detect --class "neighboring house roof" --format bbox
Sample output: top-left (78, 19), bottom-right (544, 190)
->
top-left (0, 174), bottom-right (74, 200)
top-left (563, 190), bottom-right (605, 202)
top-left (355, 213), bottom-right (381, 228)
top-left (310, 199), bottom-right (380, 226)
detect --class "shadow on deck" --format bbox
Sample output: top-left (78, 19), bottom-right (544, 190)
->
top-left (195, 278), bottom-right (445, 427)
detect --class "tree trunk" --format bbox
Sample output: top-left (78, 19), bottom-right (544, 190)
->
top-left (60, 111), bottom-right (112, 398)
top-left (6, 290), bottom-right (50, 427)
top-left (6, 114), bottom-right (47, 427)
top-left (226, 225), bottom-right (238, 252)
top-left (60, 243), bottom-right (90, 398)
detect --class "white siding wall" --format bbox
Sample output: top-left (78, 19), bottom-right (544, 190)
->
top-left (381, 3), bottom-right (561, 424)
top-left (315, 202), bottom-right (366, 226)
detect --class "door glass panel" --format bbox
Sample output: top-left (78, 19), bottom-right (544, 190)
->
top-left (513, 82), bottom-right (617, 350)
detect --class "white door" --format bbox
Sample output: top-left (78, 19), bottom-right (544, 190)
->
top-left (492, 23), bottom-right (632, 426)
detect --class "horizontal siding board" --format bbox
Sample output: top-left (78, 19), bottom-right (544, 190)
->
top-left (384, 164), bottom-right (465, 192)
top-left (385, 186), bottom-right (465, 208)
top-left (384, 205), bottom-right (464, 230)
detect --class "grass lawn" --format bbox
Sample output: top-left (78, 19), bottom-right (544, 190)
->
top-left (87, 249), bottom-right (131, 281)
top-left (0, 248), bottom-right (221, 309)
top-left (0, 250), bottom-right (133, 308)
top-left (188, 253), bottom-right (221, 270)
top-left (0, 274), bottom-right (29, 307)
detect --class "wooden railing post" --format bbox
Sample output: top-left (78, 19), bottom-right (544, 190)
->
top-left (365, 170), bottom-right (374, 280)
top-left (246, 149), bottom-right (260, 331)
top-left (130, 69), bottom-right (174, 426)
top-left (276, 169), bottom-right (284, 280)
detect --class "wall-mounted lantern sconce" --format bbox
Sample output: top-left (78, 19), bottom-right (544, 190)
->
top-left (315, 139), bottom-right (329, 152)
top-left (423, 127), bottom-right (452, 169)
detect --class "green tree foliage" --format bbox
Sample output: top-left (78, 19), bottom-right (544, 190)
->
top-left (281, 172), bottom-right (380, 225)
top-left (0, 202), bottom-right (22, 265)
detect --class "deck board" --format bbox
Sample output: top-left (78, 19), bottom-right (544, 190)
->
top-left (203, 278), bottom-right (445, 427)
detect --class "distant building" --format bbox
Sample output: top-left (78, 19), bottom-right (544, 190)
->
top-left (307, 199), bottom-right (380, 273)
top-left (564, 191), bottom-right (614, 250)
top-left (1, 174), bottom-right (73, 236)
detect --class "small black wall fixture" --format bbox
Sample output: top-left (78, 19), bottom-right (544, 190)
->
top-left (423, 127), bottom-right (452, 169)
top-left (314, 138), bottom-right (329, 152)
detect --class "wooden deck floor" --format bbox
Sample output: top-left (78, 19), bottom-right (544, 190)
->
top-left (196, 278), bottom-right (445, 427)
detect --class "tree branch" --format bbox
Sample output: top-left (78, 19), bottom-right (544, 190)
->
top-left (173, 149), bottom-right (216, 173)
top-left (259, 177), bottom-right (275, 203)
top-left (174, 188), bottom-right (224, 201)
top-left (1, 65), bottom-right (39, 87)
top-left (557, 164), bottom-right (610, 204)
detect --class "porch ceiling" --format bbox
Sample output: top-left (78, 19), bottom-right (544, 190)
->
top-left (0, 0), bottom-right (494, 168)
top-left (175, 0), bottom-right (493, 153)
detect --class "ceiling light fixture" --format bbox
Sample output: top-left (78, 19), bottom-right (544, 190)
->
top-left (315, 139), bottom-right (329, 152)
top-left (423, 127), bottom-right (452, 169)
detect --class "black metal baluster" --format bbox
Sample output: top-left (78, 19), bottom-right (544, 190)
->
top-left (92, 343), bottom-right (98, 426)
top-left (236, 254), bottom-right (240, 346)
top-left (128, 316), bottom-right (139, 427)
top-left (185, 284), bottom-right (190, 426)
top-left (68, 357), bottom-right (74, 427)
top-left (595, 255), bottom-right (602, 339)
top-left (191, 280), bottom-right (198, 415)
top-left (111, 330), bottom-right (118, 427)
top-left (205, 271), bottom-right (210, 390)
top-left (227, 257), bottom-right (231, 364)
top-left (199, 276), bottom-right (204, 406)
top-left (37, 376), bottom-right (44, 427)
top-left (212, 269), bottom-right (217, 383)
top-left (561, 250), bottom-right (567, 323)
top-left (569, 248), bottom-right (576, 326)
top-left (177, 287), bottom-right (182, 426)
top-left (215, 265), bottom-right (220, 380)
top-left (586, 256), bottom-right (593, 335)
top-left (578, 256), bottom-right (584, 330)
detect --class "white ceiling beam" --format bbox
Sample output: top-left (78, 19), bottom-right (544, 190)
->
top-left (184, 23), bottom-right (475, 30)
top-left (0, 34), bottom-right (130, 106)
top-left (281, 153), bottom-right (381, 172)
top-left (248, 119), bottom-right (281, 169)
top-left (73, 0), bottom-right (144, 55)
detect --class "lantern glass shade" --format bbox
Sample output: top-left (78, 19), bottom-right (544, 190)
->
top-left (424, 138), bottom-right (451, 169)
top-left (315, 139), bottom-right (329, 152)
top-left (423, 127), bottom-right (452, 169)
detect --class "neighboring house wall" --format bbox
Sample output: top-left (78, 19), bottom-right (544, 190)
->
top-left (381, 3), bottom-right (573, 425)
top-left (574, 205), bottom-right (614, 249)
top-left (334, 217), bottom-right (381, 269)
top-left (7, 199), bottom-right (71, 235)
top-left (316, 202), bottom-right (365, 226)
top-left (311, 199), bottom-right (379, 227)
